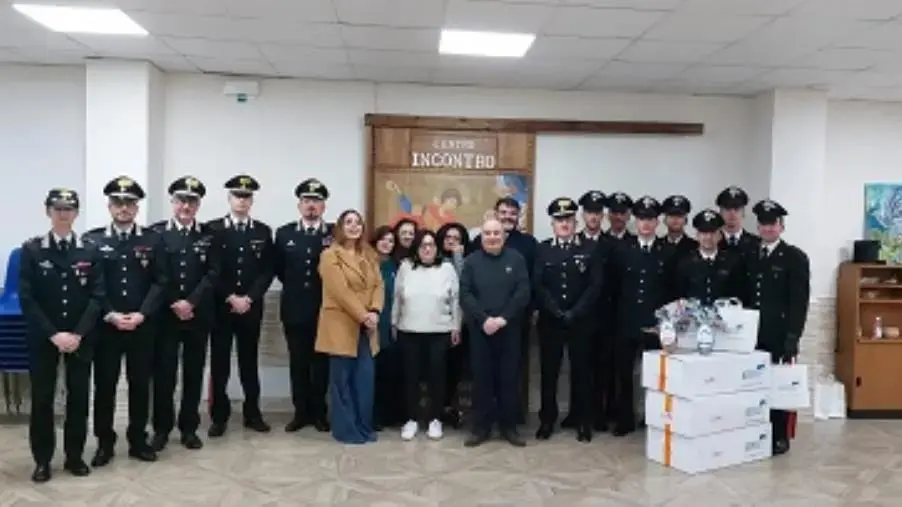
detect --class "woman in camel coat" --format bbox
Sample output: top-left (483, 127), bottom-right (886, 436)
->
top-left (315, 209), bottom-right (383, 444)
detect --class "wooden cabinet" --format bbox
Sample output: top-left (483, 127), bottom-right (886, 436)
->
top-left (836, 262), bottom-right (902, 417)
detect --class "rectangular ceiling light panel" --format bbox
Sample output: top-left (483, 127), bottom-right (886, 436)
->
top-left (439, 29), bottom-right (535, 58)
top-left (13, 4), bottom-right (148, 35)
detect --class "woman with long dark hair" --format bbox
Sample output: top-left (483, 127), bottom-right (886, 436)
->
top-left (369, 225), bottom-right (405, 429)
top-left (436, 222), bottom-right (471, 428)
top-left (315, 209), bottom-right (383, 444)
top-left (391, 229), bottom-right (461, 440)
top-left (392, 218), bottom-right (418, 263)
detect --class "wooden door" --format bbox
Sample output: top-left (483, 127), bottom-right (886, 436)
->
top-left (366, 123), bottom-right (535, 235)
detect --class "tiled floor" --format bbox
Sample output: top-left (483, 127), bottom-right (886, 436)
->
top-left (0, 415), bottom-right (898, 506)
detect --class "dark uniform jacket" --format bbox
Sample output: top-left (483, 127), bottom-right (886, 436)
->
top-left (149, 219), bottom-right (220, 326)
top-left (18, 233), bottom-right (106, 342)
top-left (273, 221), bottom-right (333, 326)
top-left (534, 237), bottom-right (602, 325)
top-left (82, 224), bottom-right (168, 317)
top-left (609, 237), bottom-right (678, 336)
top-left (741, 241), bottom-right (810, 354)
top-left (675, 249), bottom-right (744, 306)
top-left (206, 215), bottom-right (274, 305)
top-left (579, 231), bottom-right (618, 337)
top-left (719, 229), bottom-right (760, 254)
top-left (662, 234), bottom-right (699, 260)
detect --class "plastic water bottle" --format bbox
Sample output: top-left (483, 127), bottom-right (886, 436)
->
top-left (697, 324), bottom-right (714, 355)
top-left (874, 316), bottom-right (883, 339)
top-left (660, 321), bottom-right (677, 349)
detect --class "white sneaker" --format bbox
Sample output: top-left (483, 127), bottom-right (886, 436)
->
top-left (401, 420), bottom-right (418, 441)
top-left (427, 419), bottom-right (443, 440)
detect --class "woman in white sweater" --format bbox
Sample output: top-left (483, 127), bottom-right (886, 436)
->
top-left (391, 230), bottom-right (461, 440)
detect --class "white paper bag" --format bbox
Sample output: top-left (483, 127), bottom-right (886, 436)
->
top-left (814, 377), bottom-right (847, 420)
top-left (770, 363), bottom-right (811, 410)
top-left (713, 298), bottom-right (759, 353)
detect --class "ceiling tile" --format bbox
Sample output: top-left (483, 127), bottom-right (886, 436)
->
top-left (0, 13), bottom-right (89, 51)
top-left (833, 22), bottom-right (902, 50)
top-left (68, 34), bottom-right (178, 57)
top-left (753, 67), bottom-right (861, 88)
top-left (259, 45), bottom-right (348, 64)
top-left (705, 17), bottom-right (880, 65)
top-left (270, 61), bottom-right (355, 80)
top-left (793, 48), bottom-right (895, 71)
top-left (225, 0), bottom-right (338, 22)
top-left (616, 40), bottom-right (723, 64)
top-left (188, 56), bottom-right (278, 76)
top-left (654, 81), bottom-right (749, 96)
top-left (444, 0), bottom-right (554, 33)
top-left (526, 36), bottom-right (631, 61)
top-left (347, 49), bottom-right (436, 68)
top-left (334, 0), bottom-right (446, 28)
top-left (563, 0), bottom-right (681, 10)
top-left (544, 7), bottom-right (667, 38)
top-left (128, 13), bottom-right (345, 46)
top-left (597, 60), bottom-right (688, 79)
top-left (577, 74), bottom-right (665, 92)
top-left (354, 64), bottom-right (432, 83)
top-left (163, 37), bottom-right (264, 59)
top-left (789, 0), bottom-right (902, 21)
top-left (116, 0), bottom-right (230, 16)
top-left (678, 0), bottom-right (804, 16)
top-left (677, 65), bottom-right (766, 83)
top-left (642, 13), bottom-right (773, 43)
top-left (150, 56), bottom-right (200, 73)
top-left (340, 26), bottom-right (441, 52)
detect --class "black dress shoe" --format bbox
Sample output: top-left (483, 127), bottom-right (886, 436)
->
top-left (772, 438), bottom-right (791, 456)
top-left (128, 446), bottom-right (158, 462)
top-left (313, 418), bottom-right (330, 433)
top-left (63, 459), bottom-right (91, 477)
top-left (577, 425), bottom-right (593, 443)
top-left (244, 419), bottom-right (271, 433)
top-left (90, 447), bottom-right (115, 468)
top-left (208, 422), bottom-right (227, 438)
top-left (181, 433), bottom-right (203, 450)
top-left (502, 429), bottom-right (526, 447)
top-left (284, 418), bottom-right (308, 433)
top-left (560, 414), bottom-right (575, 429)
top-left (31, 464), bottom-right (51, 483)
top-left (535, 423), bottom-right (554, 440)
top-left (442, 408), bottom-right (463, 429)
top-left (464, 431), bottom-right (490, 448)
top-left (150, 434), bottom-right (168, 452)
top-left (612, 423), bottom-right (635, 437)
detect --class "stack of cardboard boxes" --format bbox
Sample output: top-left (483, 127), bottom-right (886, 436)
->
top-left (642, 350), bottom-right (774, 474)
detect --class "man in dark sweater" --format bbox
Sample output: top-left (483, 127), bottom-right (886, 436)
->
top-left (460, 219), bottom-right (532, 447)
top-left (472, 197), bottom-right (537, 420)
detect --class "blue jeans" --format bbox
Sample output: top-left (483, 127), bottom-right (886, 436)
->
top-left (329, 333), bottom-right (376, 444)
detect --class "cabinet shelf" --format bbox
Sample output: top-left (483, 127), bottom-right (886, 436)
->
top-left (838, 262), bottom-right (902, 418)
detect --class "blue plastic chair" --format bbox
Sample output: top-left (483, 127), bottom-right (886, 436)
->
top-left (0, 248), bottom-right (22, 316)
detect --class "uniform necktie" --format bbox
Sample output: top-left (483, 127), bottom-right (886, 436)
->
top-left (237, 222), bottom-right (246, 232)
top-left (59, 239), bottom-right (69, 252)
top-left (643, 244), bottom-right (651, 253)
top-left (760, 246), bottom-right (769, 259)
top-left (120, 232), bottom-right (129, 242)
top-left (181, 227), bottom-right (189, 237)
top-left (306, 227), bottom-right (315, 236)
top-left (729, 236), bottom-right (738, 247)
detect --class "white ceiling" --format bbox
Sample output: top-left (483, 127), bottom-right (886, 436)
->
top-left (4, 0), bottom-right (902, 99)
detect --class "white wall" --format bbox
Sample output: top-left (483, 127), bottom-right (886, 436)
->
top-left (4, 66), bottom-right (901, 300)
top-left (825, 100), bottom-right (902, 295)
top-left (163, 74), bottom-right (761, 242)
top-left (0, 64), bottom-right (85, 282)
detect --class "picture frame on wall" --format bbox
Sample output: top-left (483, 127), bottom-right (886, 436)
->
top-left (864, 183), bottom-right (902, 264)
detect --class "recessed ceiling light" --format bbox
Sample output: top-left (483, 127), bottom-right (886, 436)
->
top-left (12, 4), bottom-right (148, 35)
top-left (439, 29), bottom-right (535, 58)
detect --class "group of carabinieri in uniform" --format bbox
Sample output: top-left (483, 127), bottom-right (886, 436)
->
top-left (532, 186), bottom-right (809, 457)
top-left (20, 174), bottom-right (335, 483)
top-left (19, 173), bottom-right (809, 484)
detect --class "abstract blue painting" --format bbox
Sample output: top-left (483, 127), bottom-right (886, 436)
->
top-left (864, 183), bottom-right (902, 263)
